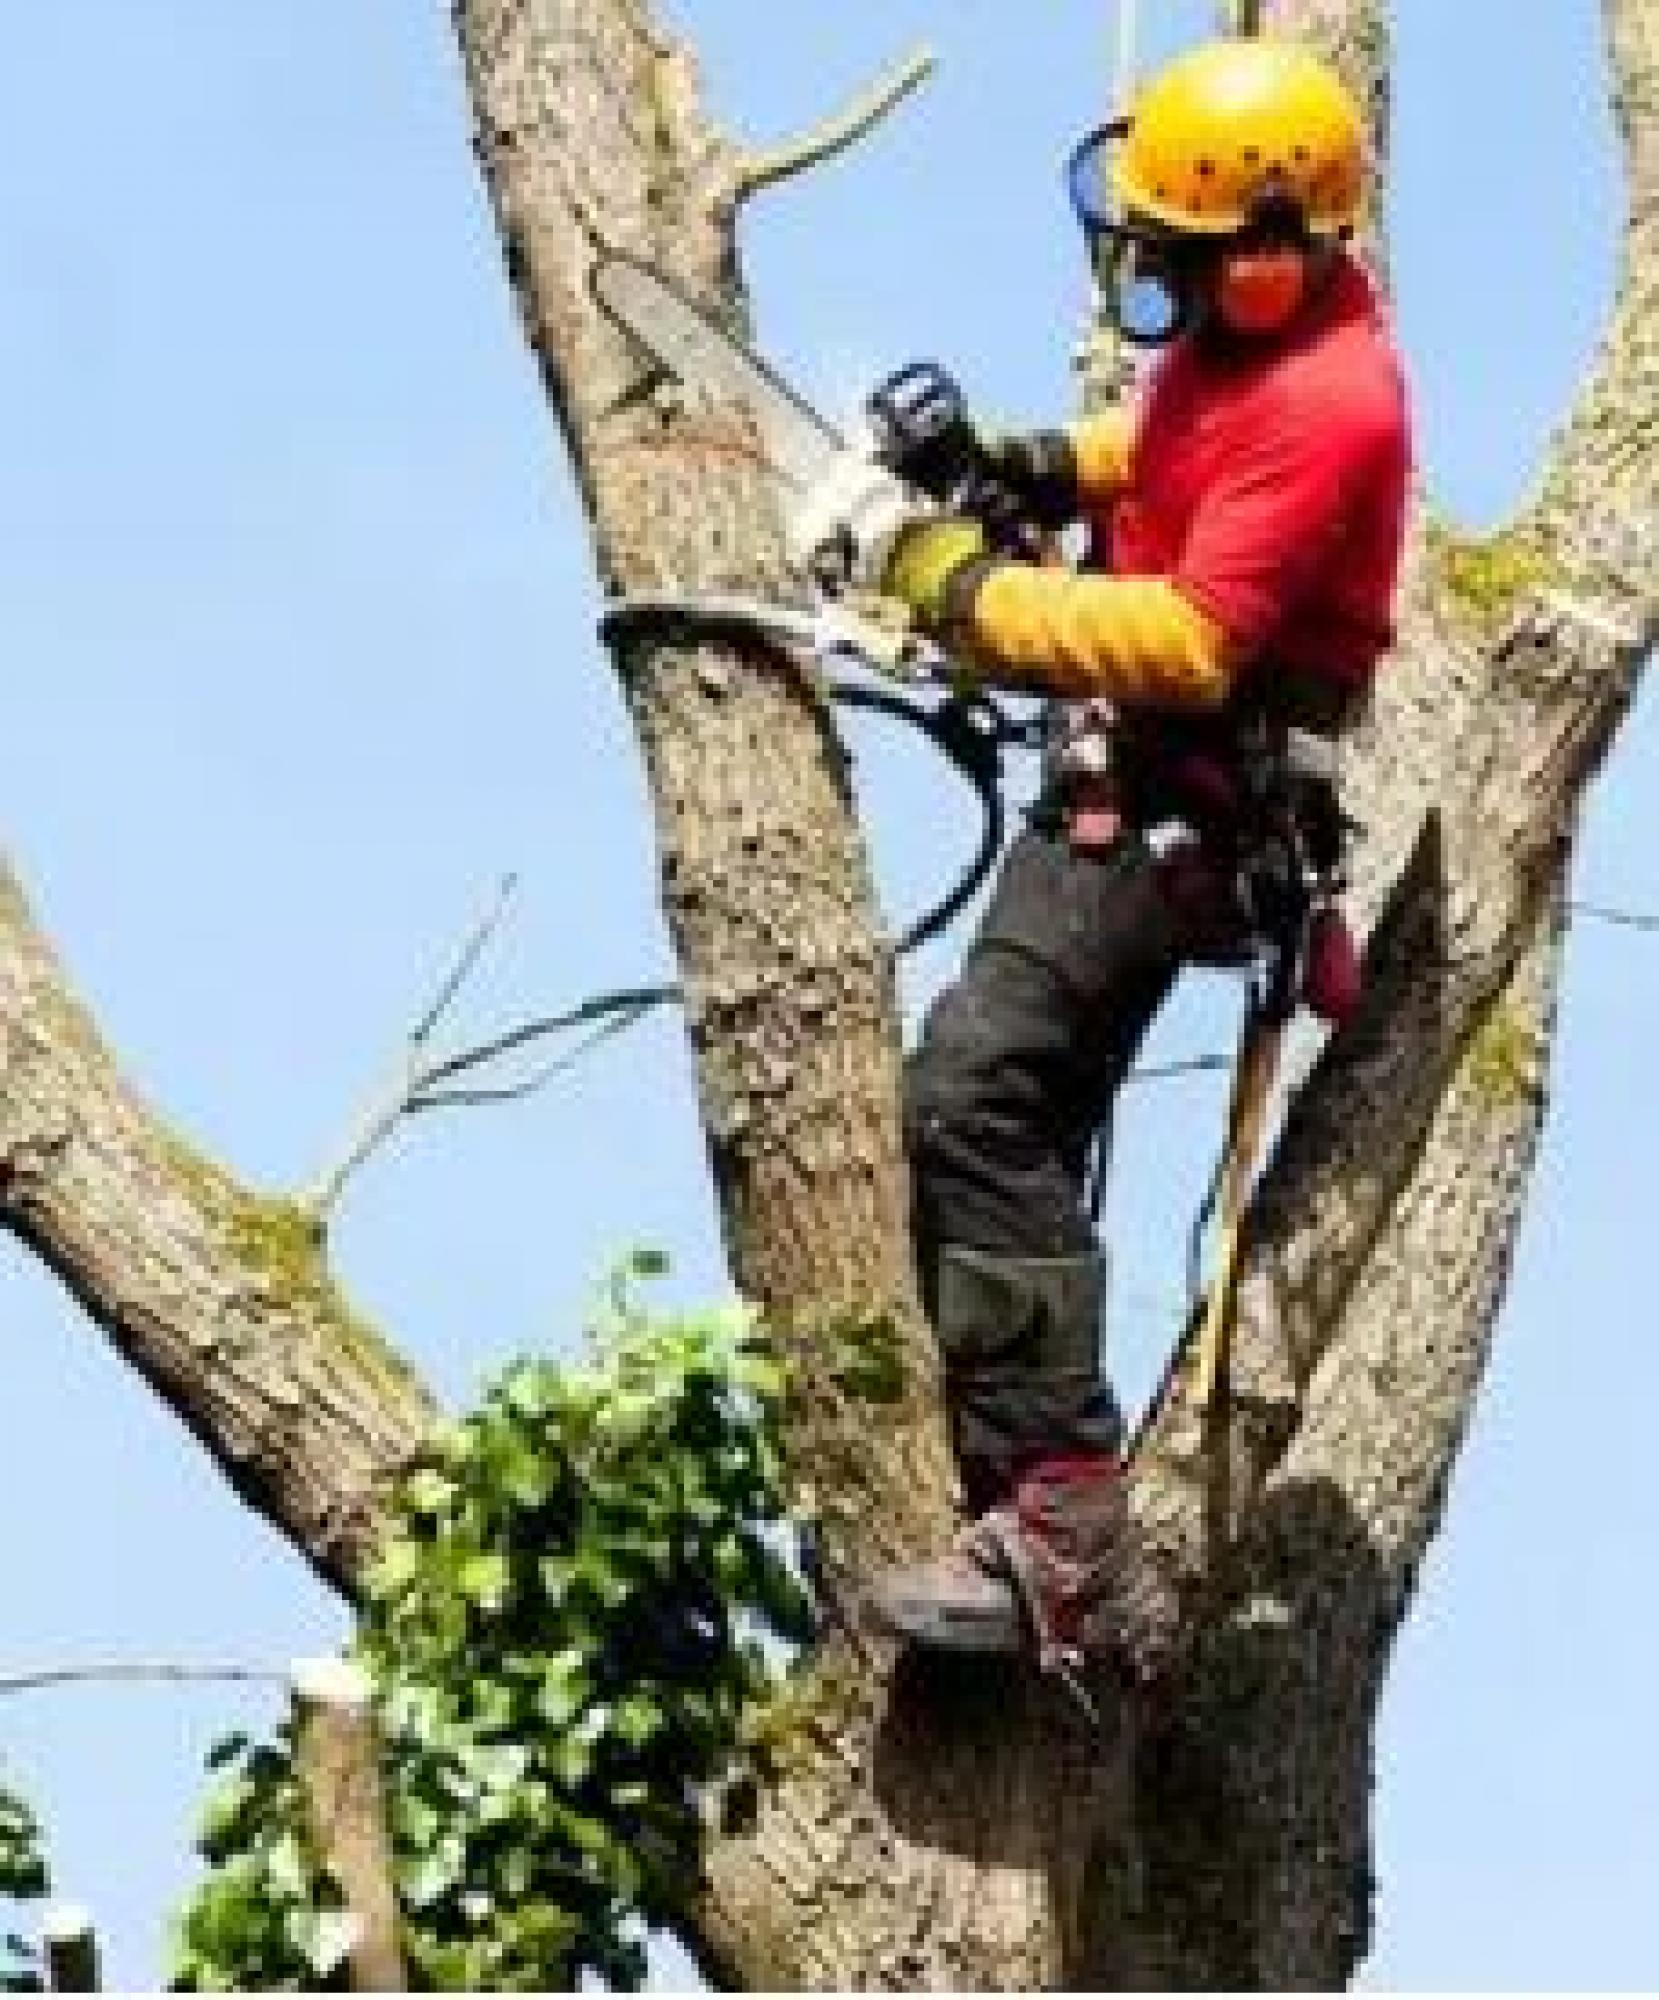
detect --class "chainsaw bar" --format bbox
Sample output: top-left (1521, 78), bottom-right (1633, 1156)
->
top-left (590, 251), bottom-right (852, 495)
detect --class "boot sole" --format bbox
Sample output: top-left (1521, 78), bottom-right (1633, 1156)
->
top-left (868, 1588), bottom-right (1024, 1656)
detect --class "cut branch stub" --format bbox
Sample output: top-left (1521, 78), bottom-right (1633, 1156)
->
top-left (291, 1658), bottom-right (406, 1994)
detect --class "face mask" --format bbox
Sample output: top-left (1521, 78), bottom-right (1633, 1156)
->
top-left (1214, 244), bottom-right (1311, 336)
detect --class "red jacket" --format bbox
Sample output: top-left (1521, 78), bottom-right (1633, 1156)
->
top-left (961, 256), bottom-right (1411, 710)
top-left (1101, 257), bottom-right (1411, 689)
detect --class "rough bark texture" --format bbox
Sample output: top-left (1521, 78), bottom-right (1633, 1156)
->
top-left (0, 0), bottom-right (1652, 1988)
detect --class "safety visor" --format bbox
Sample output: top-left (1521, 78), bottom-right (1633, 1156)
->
top-left (1065, 120), bottom-right (1197, 347)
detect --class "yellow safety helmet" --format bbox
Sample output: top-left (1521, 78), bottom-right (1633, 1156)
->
top-left (1112, 38), bottom-right (1366, 238)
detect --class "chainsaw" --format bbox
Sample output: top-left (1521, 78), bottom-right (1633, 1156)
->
top-left (588, 250), bottom-right (1042, 673)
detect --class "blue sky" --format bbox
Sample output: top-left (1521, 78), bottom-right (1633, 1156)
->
top-left (0, 0), bottom-right (1652, 1986)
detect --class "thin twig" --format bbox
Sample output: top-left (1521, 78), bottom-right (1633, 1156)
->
top-left (414, 985), bottom-right (677, 1092)
top-left (0, 1664), bottom-right (284, 1698)
top-left (303, 875), bottom-right (537, 1220)
top-left (1572, 898), bottom-right (1659, 931)
top-left (732, 45), bottom-right (936, 202)
top-left (304, 1063), bottom-right (421, 1221)
top-left (408, 1002), bottom-right (669, 1112)
top-left (1127, 1053), bottom-right (1232, 1086)
top-left (411, 872), bottom-right (518, 1043)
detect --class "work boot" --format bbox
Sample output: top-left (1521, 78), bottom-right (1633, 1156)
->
top-left (867, 1524), bottom-right (1025, 1657)
top-left (870, 1456), bottom-right (1180, 1696)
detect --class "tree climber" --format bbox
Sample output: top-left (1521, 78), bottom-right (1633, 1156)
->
top-left (862, 37), bottom-right (1413, 1693)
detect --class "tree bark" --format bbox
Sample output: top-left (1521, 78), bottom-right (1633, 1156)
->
top-left (0, 0), bottom-right (1652, 1987)
top-left (292, 1658), bottom-right (407, 1992)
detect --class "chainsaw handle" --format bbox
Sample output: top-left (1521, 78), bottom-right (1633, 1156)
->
top-left (865, 361), bottom-right (1044, 559)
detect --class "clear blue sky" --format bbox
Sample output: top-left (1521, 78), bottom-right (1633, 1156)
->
top-left (1, 0), bottom-right (1652, 1987)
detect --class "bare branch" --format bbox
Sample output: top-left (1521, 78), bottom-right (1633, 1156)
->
top-left (303, 875), bottom-right (520, 1219)
top-left (408, 1004), bottom-right (667, 1112)
top-left (301, 877), bottom-right (679, 1221)
top-left (731, 45), bottom-right (936, 204)
top-left (1127, 1052), bottom-right (1231, 1086)
top-left (303, 1068), bottom-right (422, 1223)
top-left (412, 871), bottom-right (518, 1044)
top-left (1573, 896), bottom-right (1659, 931)
top-left (1514, 0), bottom-right (1659, 603)
top-left (413, 984), bottom-right (675, 1092)
top-left (0, 1663), bottom-right (282, 1698)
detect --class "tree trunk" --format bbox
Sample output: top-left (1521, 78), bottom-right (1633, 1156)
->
top-left (0, 0), bottom-right (1652, 1987)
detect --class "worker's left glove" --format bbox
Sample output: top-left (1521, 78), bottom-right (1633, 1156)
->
top-left (879, 515), bottom-right (990, 632)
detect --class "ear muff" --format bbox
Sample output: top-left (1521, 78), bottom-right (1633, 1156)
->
top-left (1215, 244), bottom-right (1309, 335)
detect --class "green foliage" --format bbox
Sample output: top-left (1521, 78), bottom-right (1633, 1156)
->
top-left (171, 1256), bottom-right (812, 1992)
top-left (0, 1769), bottom-right (49, 1993)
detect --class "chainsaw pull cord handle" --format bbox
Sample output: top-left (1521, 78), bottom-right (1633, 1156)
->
top-left (865, 360), bottom-right (1050, 561)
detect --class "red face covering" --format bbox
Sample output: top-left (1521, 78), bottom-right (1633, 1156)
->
top-left (1214, 245), bottom-right (1310, 336)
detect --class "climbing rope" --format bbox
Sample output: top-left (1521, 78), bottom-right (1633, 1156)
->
top-left (509, 595), bottom-right (1043, 1069)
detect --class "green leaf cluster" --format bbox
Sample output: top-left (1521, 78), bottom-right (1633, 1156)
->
top-left (171, 1255), bottom-right (811, 1991)
top-left (0, 1769), bottom-right (48, 1993)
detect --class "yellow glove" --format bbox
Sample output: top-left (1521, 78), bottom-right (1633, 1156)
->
top-left (879, 516), bottom-right (989, 631)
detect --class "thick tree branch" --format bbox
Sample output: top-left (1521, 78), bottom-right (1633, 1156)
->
top-left (0, 859), bottom-right (435, 1589)
top-left (1521, 0), bottom-right (1659, 604)
top-left (448, 2), bottom-right (1148, 1986)
top-left (454, 0), bottom-right (956, 1600)
top-left (1083, 0), bottom-right (1658, 1982)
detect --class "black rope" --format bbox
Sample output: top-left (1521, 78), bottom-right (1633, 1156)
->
top-left (512, 653), bottom-right (1038, 1070)
top-left (827, 678), bottom-right (1034, 954)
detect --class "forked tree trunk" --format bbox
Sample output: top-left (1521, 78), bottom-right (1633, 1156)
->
top-left (0, 0), bottom-right (1651, 1987)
